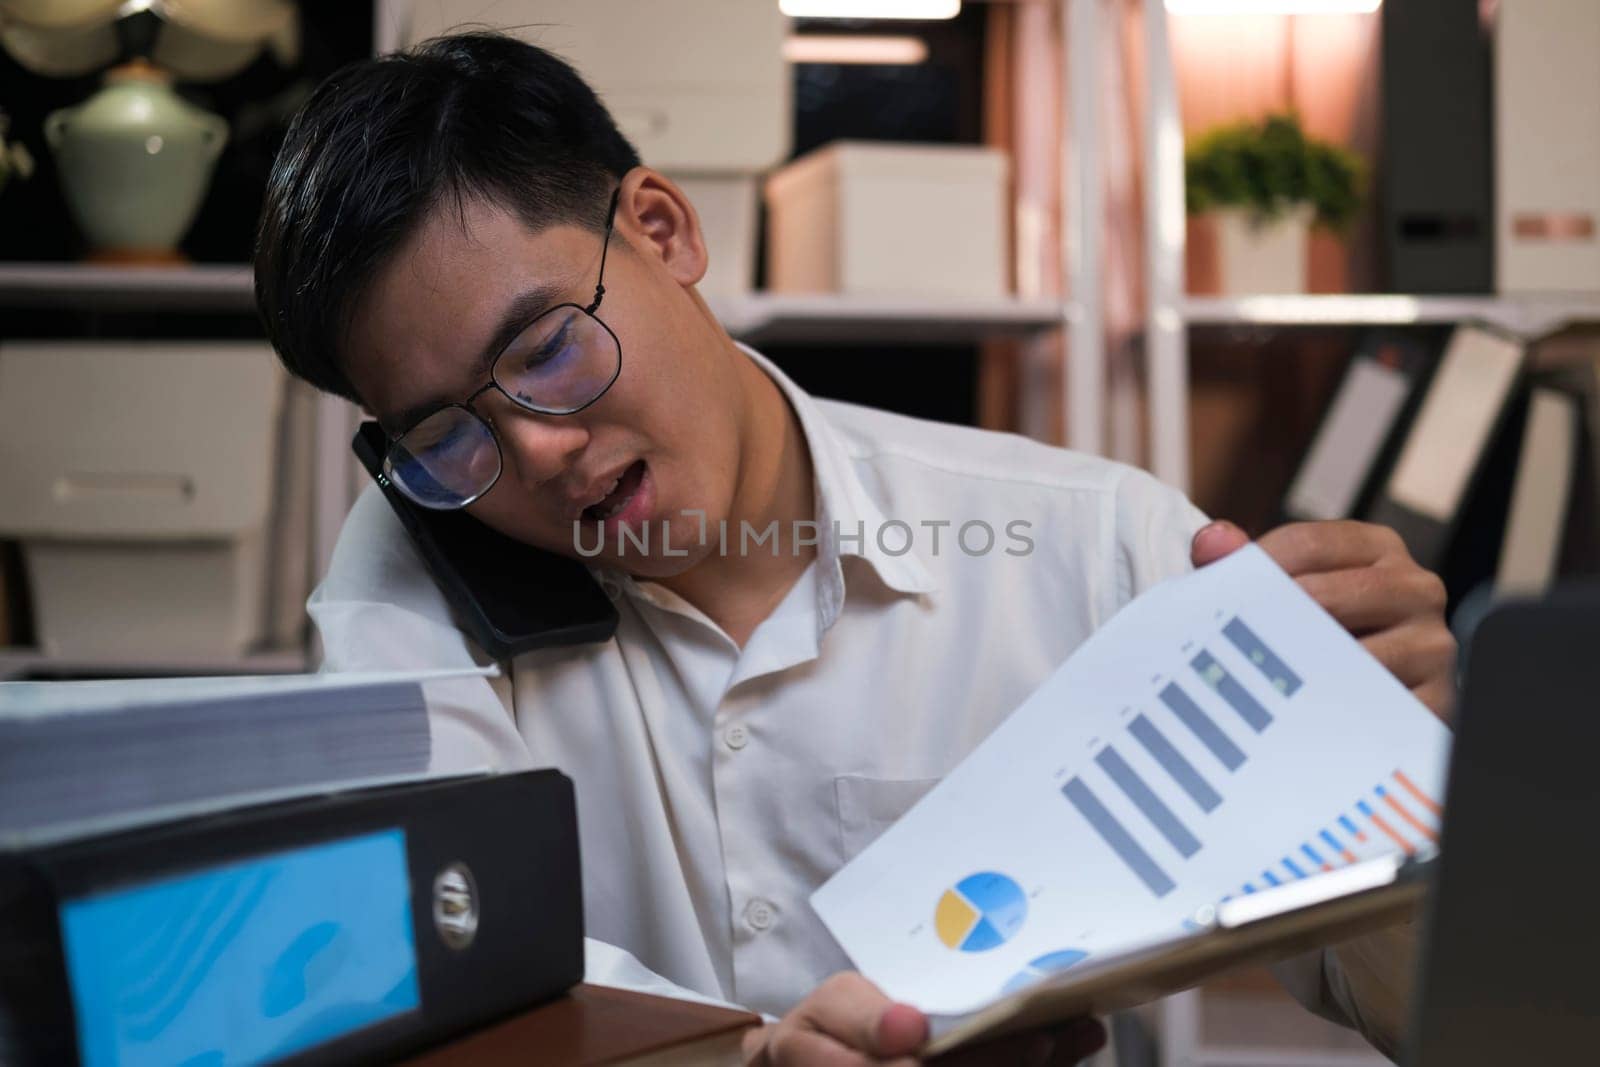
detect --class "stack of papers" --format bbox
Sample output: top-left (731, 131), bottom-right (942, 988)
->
top-left (0, 669), bottom-right (483, 846)
top-left (812, 545), bottom-right (1452, 1019)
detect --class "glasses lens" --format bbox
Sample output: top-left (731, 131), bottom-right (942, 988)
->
top-left (385, 407), bottom-right (501, 509)
top-left (494, 306), bottom-right (620, 414)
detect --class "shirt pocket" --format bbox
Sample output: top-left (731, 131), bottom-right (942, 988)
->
top-left (833, 775), bottom-right (942, 863)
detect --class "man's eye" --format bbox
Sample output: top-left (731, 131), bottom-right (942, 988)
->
top-left (522, 324), bottom-right (574, 369)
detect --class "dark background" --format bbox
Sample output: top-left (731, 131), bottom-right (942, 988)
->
top-left (0, 6), bottom-right (992, 427)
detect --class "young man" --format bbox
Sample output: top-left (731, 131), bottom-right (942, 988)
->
top-left (256, 33), bottom-right (1453, 1065)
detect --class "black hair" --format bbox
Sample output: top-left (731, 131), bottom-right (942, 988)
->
top-left (253, 31), bottom-right (642, 402)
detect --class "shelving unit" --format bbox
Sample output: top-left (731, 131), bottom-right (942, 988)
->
top-left (0, 261), bottom-right (1076, 677)
top-left (716, 291), bottom-right (1070, 344)
top-left (1140, 5), bottom-right (1600, 496)
top-left (1138, 6), bottom-right (1600, 1064)
top-left (0, 262), bottom-right (256, 311)
top-left (0, 263), bottom-right (1070, 341)
top-left (1185, 294), bottom-right (1600, 336)
top-left (2, 0), bottom-right (1110, 681)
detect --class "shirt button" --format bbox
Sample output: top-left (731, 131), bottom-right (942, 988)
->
top-left (745, 898), bottom-right (775, 931)
top-left (599, 579), bottom-right (621, 602)
top-left (723, 724), bottom-right (750, 750)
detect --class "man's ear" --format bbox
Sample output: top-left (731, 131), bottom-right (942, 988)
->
top-left (615, 167), bottom-right (708, 288)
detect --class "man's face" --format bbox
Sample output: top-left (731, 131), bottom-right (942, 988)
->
top-left (343, 181), bottom-right (746, 576)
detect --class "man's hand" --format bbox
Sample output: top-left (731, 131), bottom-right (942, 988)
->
top-left (1191, 519), bottom-right (1456, 722)
top-left (741, 972), bottom-right (1106, 1066)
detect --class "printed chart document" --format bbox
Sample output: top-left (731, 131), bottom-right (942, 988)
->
top-left (811, 545), bottom-right (1452, 1017)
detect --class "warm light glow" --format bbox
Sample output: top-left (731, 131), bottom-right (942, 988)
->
top-left (1165, 0), bottom-right (1380, 13)
top-left (780, 0), bottom-right (960, 20)
top-left (783, 35), bottom-right (929, 64)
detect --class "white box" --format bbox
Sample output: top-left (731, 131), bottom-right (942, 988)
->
top-left (398, 1), bottom-right (788, 295)
top-left (672, 172), bottom-right (759, 295)
top-left (764, 141), bottom-right (1011, 297)
top-left (402, 0), bottom-right (790, 172)
top-left (0, 341), bottom-right (287, 659)
top-left (1495, 0), bottom-right (1600, 293)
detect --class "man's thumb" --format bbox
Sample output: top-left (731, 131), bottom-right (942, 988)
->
top-left (1191, 519), bottom-right (1249, 568)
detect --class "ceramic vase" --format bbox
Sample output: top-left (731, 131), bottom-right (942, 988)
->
top-left (44, 59), bottom-right (228, 262)
top-left (1208, 205), bottom-right (1313, 296)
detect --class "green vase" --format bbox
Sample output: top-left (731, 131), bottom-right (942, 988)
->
top-left (44, 59), bottom-right (228, 262)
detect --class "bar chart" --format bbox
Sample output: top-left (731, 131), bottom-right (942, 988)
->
top-left (810, 544), bottom-right (1454, 1015)
top-left (1237, 770), bottom-right (1441, 898)
top-left (1063, 614), bottom-right (1299, 900)
top-left (1059, 616), bottom-right (1444, 906)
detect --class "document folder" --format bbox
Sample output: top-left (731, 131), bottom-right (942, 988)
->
top-left (0, 770), bottom-right (582, 1066)
top-left (923, 854), bottom-right (1430, 1057)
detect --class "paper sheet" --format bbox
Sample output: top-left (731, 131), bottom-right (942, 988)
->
top-left (0, 665), bottom-right (498, 718)
top-left (810, 545), bottom-right (1452, 1015)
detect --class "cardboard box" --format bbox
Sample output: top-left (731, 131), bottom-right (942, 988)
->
top-left (401, 0), bottom-right (791, 295)
top-left (0, 341), bottom-right (288, 658)
top-left (764, 141), bottom-right (1011, 297)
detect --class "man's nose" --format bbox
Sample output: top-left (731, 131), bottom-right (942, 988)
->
top-left (489, 398), bottom-right (591, 487)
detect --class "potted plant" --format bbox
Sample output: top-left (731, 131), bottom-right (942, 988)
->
top-left (1185, 112), bottom-right (1364, 295)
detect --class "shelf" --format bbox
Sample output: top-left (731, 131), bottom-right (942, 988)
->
top-left (0, 646), bottom-right (310, 680)
top-left (709, 292), bottom-right (1069, 344)
top-left (0, 263), bottom-right (1068, 342)
top-left (0, 262), bottom-right (257, 312)
top-left (1182, 294), bottom-right (1600, 338)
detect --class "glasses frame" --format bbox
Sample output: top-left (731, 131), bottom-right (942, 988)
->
top-left (382, 187), bottom-right (623, 510)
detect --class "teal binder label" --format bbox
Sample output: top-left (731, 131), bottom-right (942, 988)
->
top-left (60, 828), bottom-right (420, 1066)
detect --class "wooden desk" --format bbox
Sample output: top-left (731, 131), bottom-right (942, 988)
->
top-left (402, 984), bottom-right (762, 1066)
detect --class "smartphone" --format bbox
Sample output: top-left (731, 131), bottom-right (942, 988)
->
top-left (352, 421), bottom-right (618, 659)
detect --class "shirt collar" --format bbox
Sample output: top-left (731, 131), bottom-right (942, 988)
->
top-left (590, 342), bottom-right (938, 639)
top-left (734, 342), bottom-right (937, 626)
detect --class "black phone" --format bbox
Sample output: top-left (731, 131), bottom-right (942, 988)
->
top-left (352, 421), bottom-right (618, 659)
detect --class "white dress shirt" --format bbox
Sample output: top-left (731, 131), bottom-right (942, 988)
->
top-left (310, 344), bottom-right (1399, 1046)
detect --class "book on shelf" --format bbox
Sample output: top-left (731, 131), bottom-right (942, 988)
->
top-left (1495, 0), bottom-right (1600, 294)
top-left (1382, 0), bottom-right (1494, 293)
top-left (1494, 387), bottom-right (1580, 596)
top-left (1366, 325), bottom-right (1527, 572)
top-left (1284, 330), bottom-right (1439, 524)
top-left (1529, 330), bottom-right (1600, 579)
top-left (1288, 324), bottom-right (1600, 612)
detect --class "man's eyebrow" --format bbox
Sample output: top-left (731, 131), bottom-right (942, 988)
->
top-left (391, 282), bottom-right (569, 430)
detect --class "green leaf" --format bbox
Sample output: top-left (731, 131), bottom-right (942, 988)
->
top-left (1184, 111), bottom-right (1365, 232)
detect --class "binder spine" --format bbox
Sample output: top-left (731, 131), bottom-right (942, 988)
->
top-left (0, 862), bottom-right (75, 1065)
top-left (1381, 0), bottom-right (1495, 293)
top-left (0, 771), bottom-right (583, 1066)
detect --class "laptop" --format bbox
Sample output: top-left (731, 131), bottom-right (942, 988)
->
top-left (1405, 586), bottom-right (1600, 1064)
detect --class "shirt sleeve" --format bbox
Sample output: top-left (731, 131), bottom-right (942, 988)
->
top-left (584, 939), bottom-right (765, 1018)
top-left (1271, 923), bottom-right (1418, 1061)
top-left (307, 485), bottom-right (532, 774)
top-left (1107, 465), bottom-right (1414, 1056)
top-left (1110, 462), bottom-right (1210, 603)
top-left (313, 491), bottom-right (748, 1011)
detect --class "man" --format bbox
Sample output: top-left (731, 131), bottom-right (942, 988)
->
top-left (256, 33), bottom-right (1453, 1065)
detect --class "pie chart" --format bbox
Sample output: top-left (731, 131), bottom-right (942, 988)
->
top-left (934, 872), bottom-right (1027, 952)
top-left (1002, 949), bottom-right (1090, 995)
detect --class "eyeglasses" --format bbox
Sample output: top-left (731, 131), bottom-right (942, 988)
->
top-left (381, 189), bottom-right (623, 510)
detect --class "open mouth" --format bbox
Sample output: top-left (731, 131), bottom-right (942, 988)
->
top-left (582, 459), bottom-right (646, 522)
